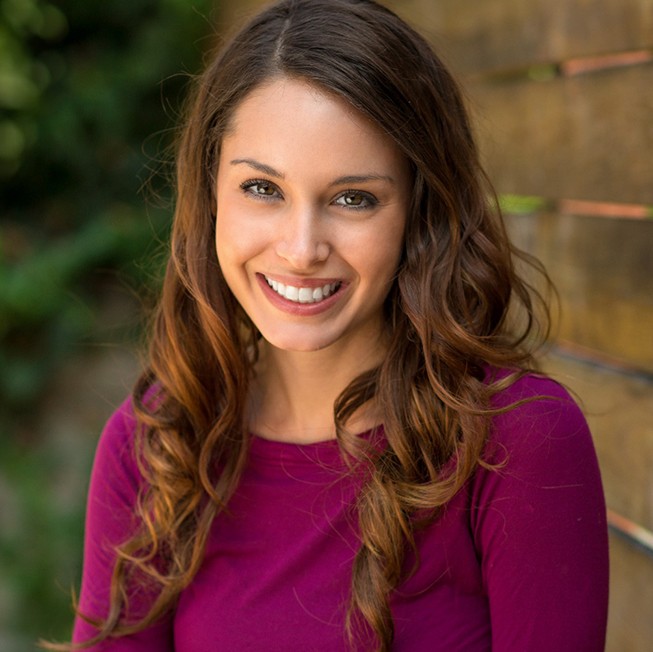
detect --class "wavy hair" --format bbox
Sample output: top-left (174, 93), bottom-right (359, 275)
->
top-left (63, 0), bottom-right (551, 649)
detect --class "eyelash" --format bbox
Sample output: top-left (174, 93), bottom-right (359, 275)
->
top-left (240, 179), bottom-right (280, 200)
top-left (240, 179), bottom-right (379, 211)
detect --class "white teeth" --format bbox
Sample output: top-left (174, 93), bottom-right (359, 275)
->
top-left (298, 288), bottom-right (313, 303)
top-left (265, 277), bottom-right (339, 304)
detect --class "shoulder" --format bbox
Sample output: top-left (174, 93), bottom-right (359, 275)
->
top-left (89, 395), bottom-right (145, 504)
top-left (469, 370), bottom-right (604, 510)
top-left (95, 395), bottom-right (139, 462)
top-left (488, 368), bottom-right (580, 413)
top-left (468, 370), bottom-right (606, 556)
top-left (483, 371), bottom-right (592, 468)
top-left (465, 370), bottom-right (607, 576)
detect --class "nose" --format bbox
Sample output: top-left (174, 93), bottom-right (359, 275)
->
top-left (275, 205), bottom-right (330, 269)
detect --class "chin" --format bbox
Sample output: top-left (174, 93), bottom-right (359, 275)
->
top-left (258, 327), bottom-right (340, 354)
top-left (264, 337), bottom-right (334, 353)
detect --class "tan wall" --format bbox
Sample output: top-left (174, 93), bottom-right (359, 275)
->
top-left (219, 1), bottom-right (653, 649)
top-left (391, 3), bottom-right (653, 650)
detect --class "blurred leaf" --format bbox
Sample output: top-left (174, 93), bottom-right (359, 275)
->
top-left (0, 0), bottom-right (216, 645)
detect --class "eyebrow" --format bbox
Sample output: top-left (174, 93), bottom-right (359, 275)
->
top-left (329, 174), bottom-right (395, 187)
top-left (230, 158), bottom-right (395, 186)
top-left (230, 158), bottom-right (284, 179)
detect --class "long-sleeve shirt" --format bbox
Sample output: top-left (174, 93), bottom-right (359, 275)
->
top-left (73, 373), bottom-right (609, 650)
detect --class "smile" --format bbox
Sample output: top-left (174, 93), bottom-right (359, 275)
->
top-left (264, 276), bottom-right (341, 304)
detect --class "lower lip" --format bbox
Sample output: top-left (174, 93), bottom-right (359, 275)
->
top-left (256, 274), bottom-right (347, 316)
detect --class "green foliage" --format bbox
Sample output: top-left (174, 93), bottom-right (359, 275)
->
top-left (0, 0), bottom-right (215, 417)
top-left (0, 206), bottom-right (168, 412)
top-left (498, 193), bottom-right (550, 215)
top-left (0, 0), bottom-right (216, 647)
top-left (0, 429), bottom-right (91, 647)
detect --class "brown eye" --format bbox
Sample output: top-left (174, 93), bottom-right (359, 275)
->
top-left (253, 182), bottom-right (275, 195)
top-left (335, 191), bottom-right (377, 210)
top-left (241, 179), bottom-right (281, 199)
top-left (344, 193), bottom-right (364, 206)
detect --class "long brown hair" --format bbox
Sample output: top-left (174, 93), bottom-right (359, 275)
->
top-left (67, 0), bottom-right (551, 649)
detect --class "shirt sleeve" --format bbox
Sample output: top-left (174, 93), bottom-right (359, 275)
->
top-left (73, 398), bottom-right (174, 651)
top-left (470, 375), bottom-right (609, 652)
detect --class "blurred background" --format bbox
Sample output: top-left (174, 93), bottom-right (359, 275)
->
top-left (1, 0), bottom-right (652, 650)
top-left (0, 0), bottom-right (216, 647)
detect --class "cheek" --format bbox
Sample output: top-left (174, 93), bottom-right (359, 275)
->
top-left (215, 199), bottom-right (245, 259)
top-left (215, 204), bottom-right (270, 277)
top-left (215, 217), bottom-right (244, 286)
top-left (214, 219), bottom-right (230, 270)
top-left (366, 221), bottom-right (406, 274)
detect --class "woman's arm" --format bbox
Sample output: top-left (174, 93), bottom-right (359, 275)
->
top-left (472, 376), bottom-right (609, 652)
top-left (73, 398), bottom-right (174, 650)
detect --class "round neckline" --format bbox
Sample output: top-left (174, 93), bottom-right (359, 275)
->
top-left (248, 426), bottom-right (384, 467)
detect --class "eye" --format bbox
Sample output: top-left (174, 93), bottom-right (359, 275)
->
top-left (240, 179), bottom-right (281, 200)
top-left (334, 190), bottom-right (378, 210)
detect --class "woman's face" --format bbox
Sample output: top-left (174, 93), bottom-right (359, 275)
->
top-left (215, 77), bottom-right (410, 355)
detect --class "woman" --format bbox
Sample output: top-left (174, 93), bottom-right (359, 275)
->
top-left (65, 0), bottom-right (609, 650)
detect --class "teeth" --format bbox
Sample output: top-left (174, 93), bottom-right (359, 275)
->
top-left (298, 288), bottom-right (313, 303)
top-left (265, 277), bottom-right (340, 303)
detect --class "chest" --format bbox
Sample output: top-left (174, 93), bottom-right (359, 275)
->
top-left (173, 459), bottom-right (490, 651)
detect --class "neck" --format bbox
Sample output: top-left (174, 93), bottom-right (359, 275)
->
top-left (248, 339), bottom-right (386, 444)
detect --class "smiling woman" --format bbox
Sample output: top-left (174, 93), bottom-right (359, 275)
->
top-left (49, 1), bottom-right (609, 651)
top-left (215, 78), bottom-right (410, 441)
top-left (216, 78), bottom-right (409, 361)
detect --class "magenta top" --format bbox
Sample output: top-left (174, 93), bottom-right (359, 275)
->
top-left (73, 374), bottom-right (608, 650)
